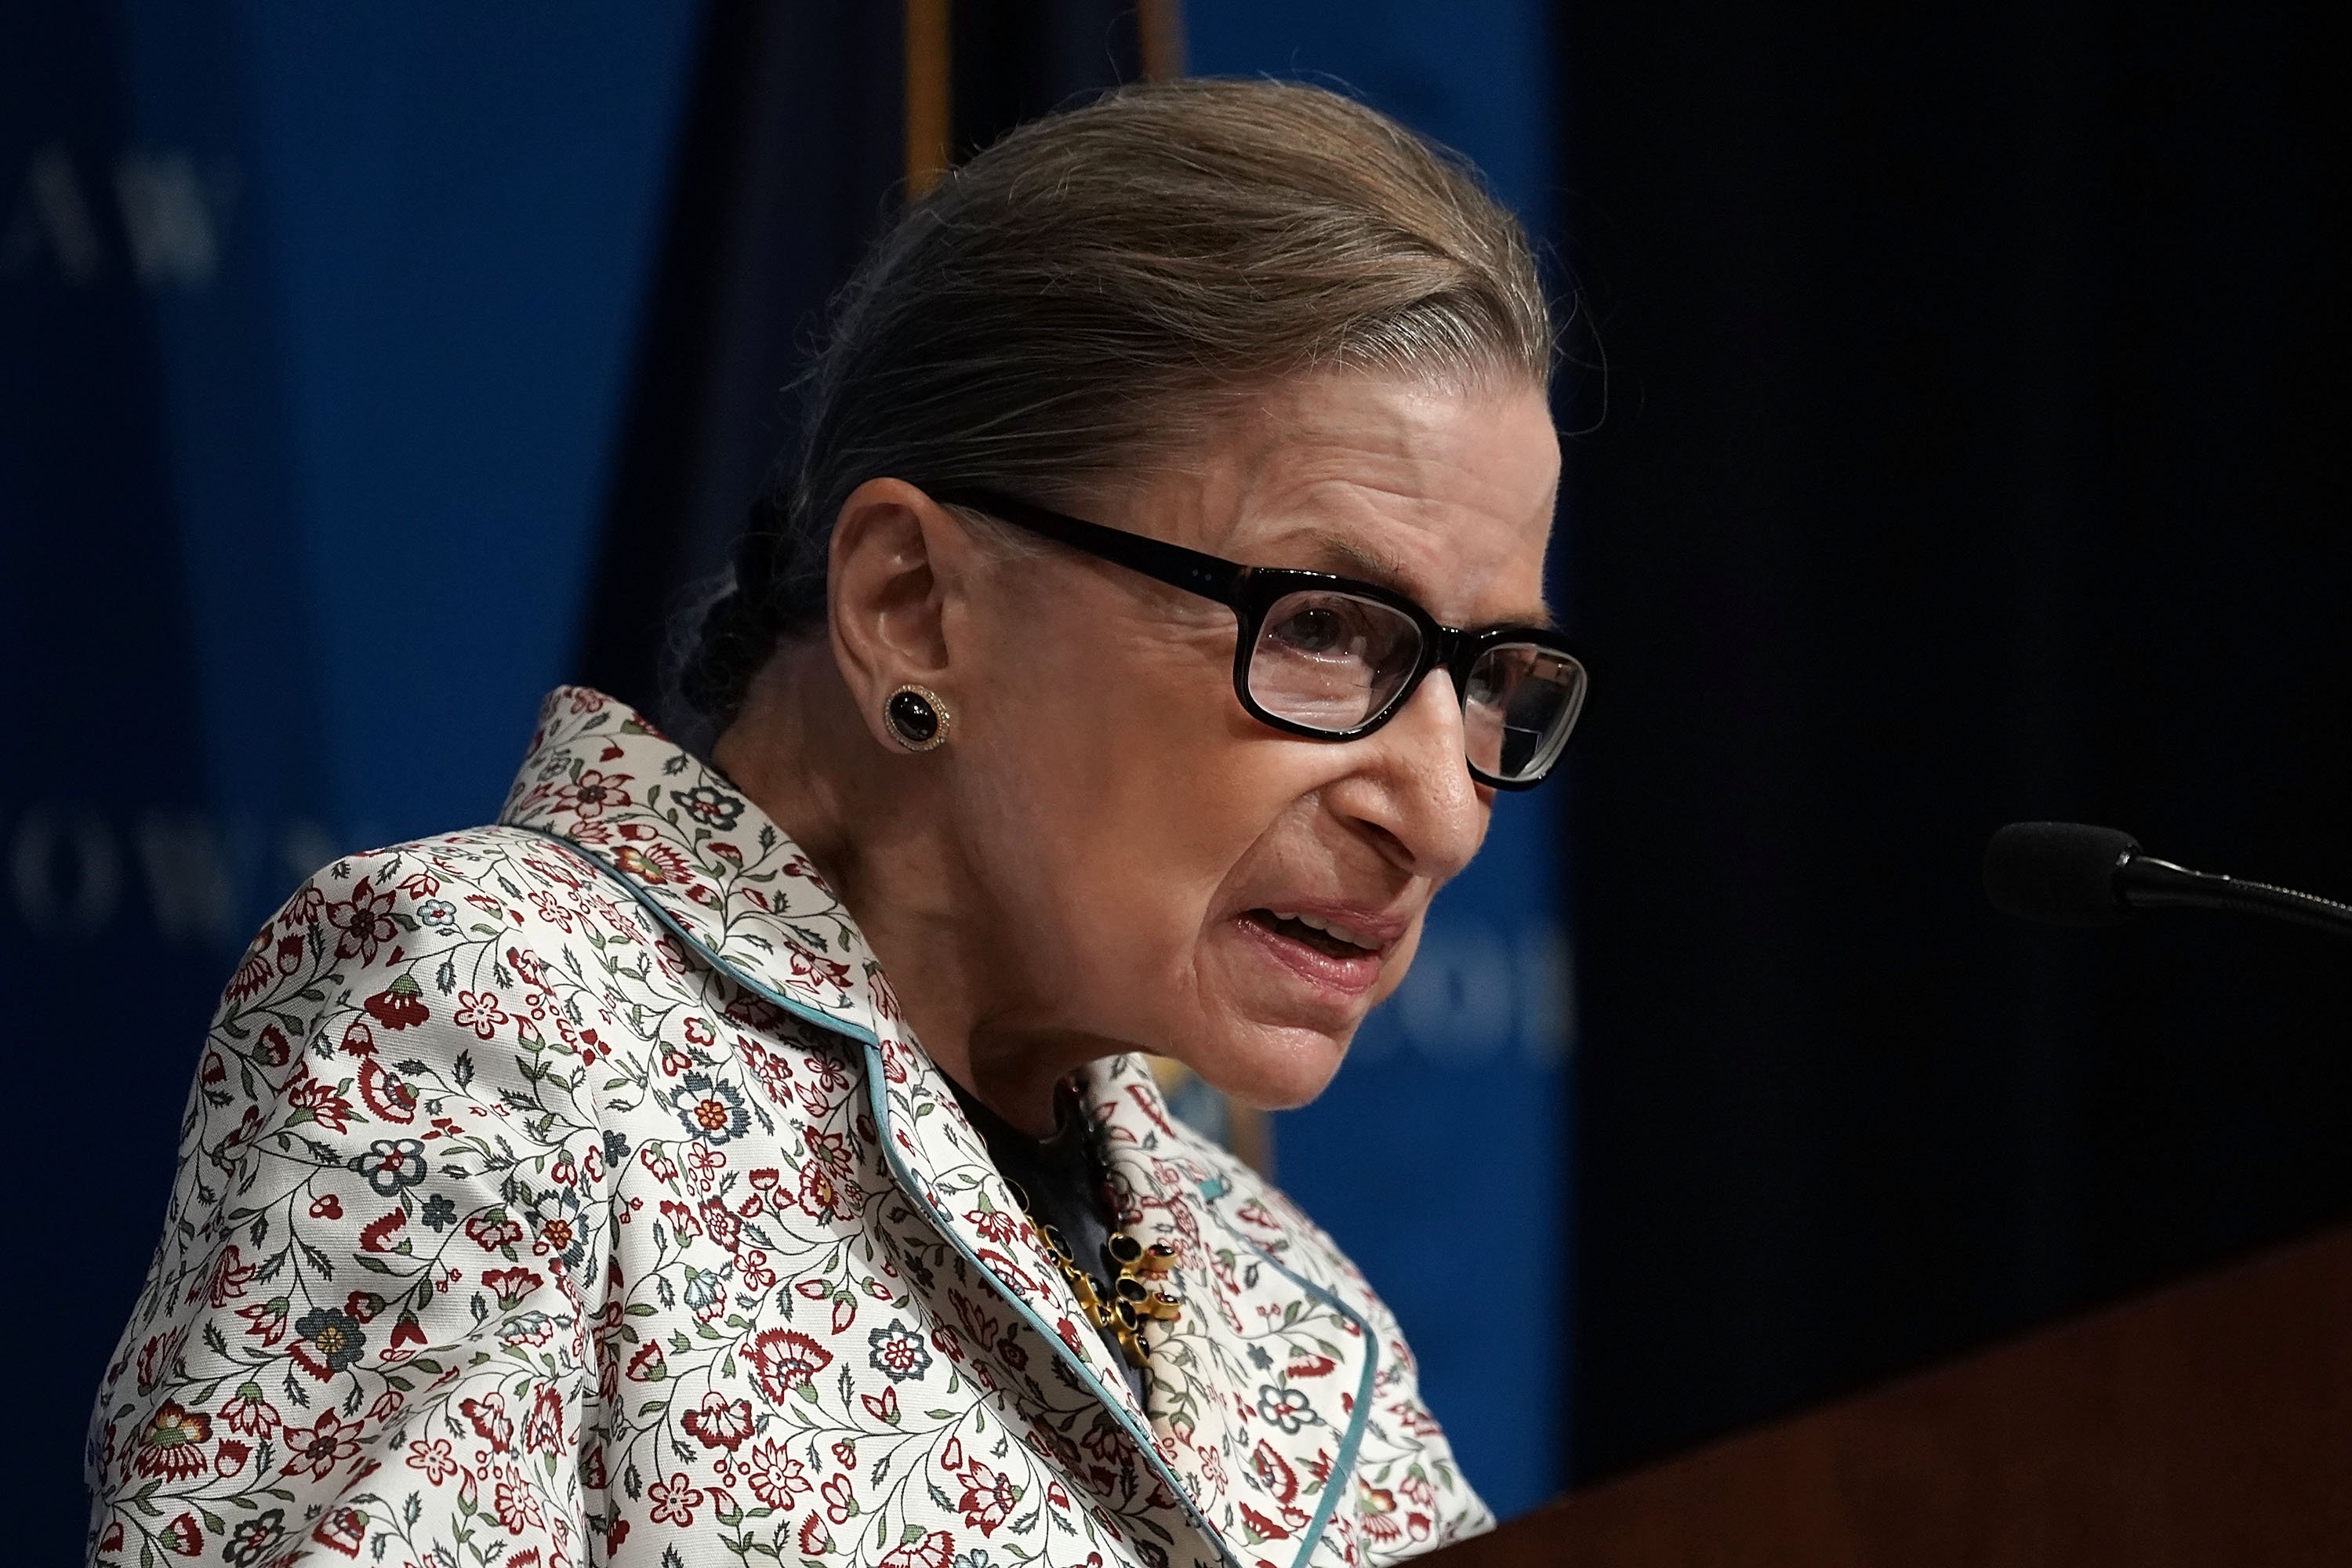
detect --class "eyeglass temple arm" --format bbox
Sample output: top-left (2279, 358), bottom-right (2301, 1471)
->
top-left (932, 488), bottom-right (1245, 604)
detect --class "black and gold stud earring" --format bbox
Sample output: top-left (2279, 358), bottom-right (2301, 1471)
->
top-left (883, 684), bottom-right (951, 751)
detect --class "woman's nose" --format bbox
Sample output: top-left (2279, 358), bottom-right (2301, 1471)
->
top-left (1330, 670), bottom-right (1487, 881)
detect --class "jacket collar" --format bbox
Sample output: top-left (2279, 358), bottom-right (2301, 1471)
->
top-left (502, 688), bottom-right (1373, 1568)
top-left (499, 686), bottom-right (892, 1044)
top-left (500, 691), bottom-right (1171, 1392)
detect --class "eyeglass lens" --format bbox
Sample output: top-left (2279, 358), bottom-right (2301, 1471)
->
top-left (1245, 589), bottom-right (1584, 782)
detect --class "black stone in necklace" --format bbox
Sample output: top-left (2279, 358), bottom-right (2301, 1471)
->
top-left (947, 1078), bottom-right (1180, 1387)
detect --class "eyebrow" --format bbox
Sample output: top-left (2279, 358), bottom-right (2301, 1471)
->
top-left (1286, 528), bottom-right (1559, 631)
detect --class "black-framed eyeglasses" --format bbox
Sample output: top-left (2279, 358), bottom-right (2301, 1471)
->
top-left (931, 488), bottom-right (1589, 789)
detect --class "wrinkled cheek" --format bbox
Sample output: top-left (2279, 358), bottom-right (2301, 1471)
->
top-left (1370, 922), bottom-right (1428, 1007)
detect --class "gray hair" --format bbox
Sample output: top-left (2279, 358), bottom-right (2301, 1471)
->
top-left (681, 76), bottom-right (1552, 724)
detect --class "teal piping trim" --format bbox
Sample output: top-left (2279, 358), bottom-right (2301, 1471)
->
top-left (1200, 1180), bottom-right (1379, 1568)
top-left (506, 826), bottom-right (884, 1049)
top-left (858, 1067), bottom-right (1242, 1568)
top-left (509, 824), bottom-right (1242, 1568)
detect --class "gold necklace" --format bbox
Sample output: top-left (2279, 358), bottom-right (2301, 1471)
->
top-left (1005, 1178), bottom-right (1181, 1369)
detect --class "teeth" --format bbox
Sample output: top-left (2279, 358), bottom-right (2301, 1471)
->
top-left (1266, 910), bottom-right (1375, 950)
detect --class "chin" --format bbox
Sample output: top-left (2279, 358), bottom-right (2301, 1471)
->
top-left (1175, 1018), bottom-right (1355, 1112)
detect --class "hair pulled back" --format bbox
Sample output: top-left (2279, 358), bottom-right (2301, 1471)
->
top-left (680, 76), bottom-right (1553, 726)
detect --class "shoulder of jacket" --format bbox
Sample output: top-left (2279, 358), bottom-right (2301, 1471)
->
top-left (258, 825), bottom-right (641, 952)
top-left (291, 822), bottom-right (590, 892)
top-left (216, 823), bottom-right (662, 1061)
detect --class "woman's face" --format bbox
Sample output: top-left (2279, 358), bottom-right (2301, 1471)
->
top-left (946, 372), bottom-right (1561, 1109)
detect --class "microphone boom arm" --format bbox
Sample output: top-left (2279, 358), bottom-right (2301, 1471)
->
top-left (2117, 855), bottom-right (2352, 940)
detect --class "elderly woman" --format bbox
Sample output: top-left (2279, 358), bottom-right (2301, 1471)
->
top-left (89, 79), bottom-right (1584, 1568)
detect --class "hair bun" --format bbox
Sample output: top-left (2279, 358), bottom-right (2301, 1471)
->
top-left (676, 583), bottom-right (762, 719)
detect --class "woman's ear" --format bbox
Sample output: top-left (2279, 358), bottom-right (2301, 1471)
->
top-left (826, 478), bottom-right (985, 750)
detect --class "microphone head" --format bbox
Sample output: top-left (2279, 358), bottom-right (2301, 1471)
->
top-left (1984, 821), bottom-right (2143, 927)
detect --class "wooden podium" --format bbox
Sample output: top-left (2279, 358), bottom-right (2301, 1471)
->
top-left (1435, 1225), bottom-right (2352, 1566)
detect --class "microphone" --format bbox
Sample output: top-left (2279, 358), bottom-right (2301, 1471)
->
top-left (1984, 822), bottom-right (2352, 940)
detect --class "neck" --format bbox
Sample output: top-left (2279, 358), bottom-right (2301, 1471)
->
top-left (713, 647), bottom-right (1091, 1135)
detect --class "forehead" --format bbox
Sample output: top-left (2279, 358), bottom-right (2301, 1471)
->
top-left (1165, 373), bottom-right (1561, 626)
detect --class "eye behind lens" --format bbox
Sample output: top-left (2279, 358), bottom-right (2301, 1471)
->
top-left (1238, 591), bottom-right (1585, 783)
top-left (1249, 590), bottom-right (1422, 731)
top-left (1268, 604), bottom-right (1348, 656)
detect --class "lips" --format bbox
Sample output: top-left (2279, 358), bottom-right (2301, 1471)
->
top-left (1232, 900), bottom-right (1410, 1004)
top-left (1254, 909), bottom-right (1383, 958)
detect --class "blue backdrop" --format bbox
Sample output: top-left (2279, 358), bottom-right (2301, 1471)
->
top-left (4, 6), bottom-right (701, 1555)
top-left (3, 3), bottom-right (1565, 1554)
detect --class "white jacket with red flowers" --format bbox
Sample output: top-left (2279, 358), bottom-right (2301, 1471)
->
top-left (87, 687), bottom-right (1490, 1568)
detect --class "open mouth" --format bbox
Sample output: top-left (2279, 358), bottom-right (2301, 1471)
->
top-left (1245, 909), bottom-right (1385, 960)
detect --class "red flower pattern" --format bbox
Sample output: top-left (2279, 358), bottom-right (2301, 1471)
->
top-left (326, 878), bottom-right (399, 963)
top-left (743, 1327), bottom-right (834, 1405)
top-left (958, 1459), bottom-right (1018, 1535)
top-left (408, 1436), bottom-right (460, 1483)
top-left (280, 1410), bottom-right (364, 1480)
top-left (742, 1438), bottom-right (812, 1508)
top-left (85, 688), bottom-right (1484, 1568)
top-left (681, 1391), bottom-right (755, 1451)
top-left (648, 1471), bottom-right (703, 1526)
top-left (363, 976), bottom-right (431, 1029)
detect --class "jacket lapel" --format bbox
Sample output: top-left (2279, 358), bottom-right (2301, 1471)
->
top-left (1087, 1058), bottom-right (1381, 1568)
top-left (860, 1010), bottom-right (1165, 1426)
top-left (500, 690), bottom-right (1242, 1559)
top-left (503, 690), bottom-right (1383, 1567)
top-left (499, 687), bottom-right (889, 1044)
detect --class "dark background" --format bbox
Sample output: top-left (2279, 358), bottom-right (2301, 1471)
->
top-left (1558, 0), bottom-right (2352, 1482)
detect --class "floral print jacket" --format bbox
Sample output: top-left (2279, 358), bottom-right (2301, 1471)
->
top-left (88, 687), bottom-right (1490, 1568)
